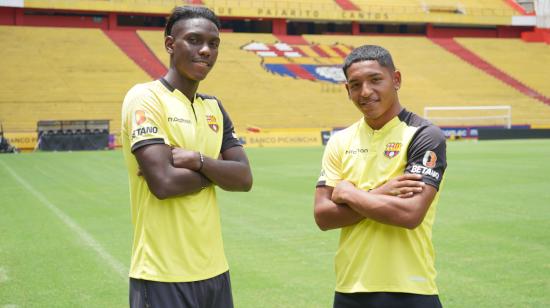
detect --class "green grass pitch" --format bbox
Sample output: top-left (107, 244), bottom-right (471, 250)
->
top-left (0, 139), bottom-right (549, 307)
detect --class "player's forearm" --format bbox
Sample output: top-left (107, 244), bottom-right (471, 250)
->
top-left (314, 200), bottom-right (364, 231)
top-left (341, 189), bottom-right (420, 229)
top-left (144, 166), bottom-right (210, 199)
top-left (200, 156), bottom-right (252, 191)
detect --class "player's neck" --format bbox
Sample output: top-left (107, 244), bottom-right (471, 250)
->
top-left (365, 103), bottom-right (403, 130)
top-left (164, 70), bottom-right (199, 102)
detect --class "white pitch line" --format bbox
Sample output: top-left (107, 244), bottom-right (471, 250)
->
top-left (0, 267), bottom-right (7, 283)
top-left (0, 160), bottom-right (128, 280)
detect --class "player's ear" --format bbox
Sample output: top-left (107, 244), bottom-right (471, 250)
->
top-left (393, 70), bottom-right (402, 91)
top-left (345, 83), bottom-right (351, 99)
top-left (165, 35), bottom-right (175, 55)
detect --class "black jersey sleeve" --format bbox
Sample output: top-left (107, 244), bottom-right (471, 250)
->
top-left (405, 124), bottom-right (447, 190)
top-left (216, 99), bottom-right (242, 153)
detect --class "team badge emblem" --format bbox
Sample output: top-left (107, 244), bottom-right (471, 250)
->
top-left (422, 151), bottom-right (437, 168)
top-left (206, 115), bottom-right (219, 132)
top-left (241, 40), bottom-right (353, 84)
top-left (135, 110), bottom-right (146, 125)
top-left (384, 143), bottom-right (401, 158)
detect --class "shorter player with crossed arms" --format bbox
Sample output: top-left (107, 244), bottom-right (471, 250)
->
top-left (315, 44), bottom-right (447, 308)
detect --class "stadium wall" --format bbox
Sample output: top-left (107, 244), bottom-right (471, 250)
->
top-left (0, 7), bottom-right (15, 24)
top-left (0, 6), bottom-right (531, 38)
top-left (0, 7), bottom-right (110, 28)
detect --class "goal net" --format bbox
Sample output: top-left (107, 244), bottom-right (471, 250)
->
top-left (424, 105), bottom-right (512, 128)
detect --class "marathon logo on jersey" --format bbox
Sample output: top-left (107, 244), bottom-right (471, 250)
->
top-left (345, 148), bottom-right (368, 155)
top-left (411, 164), bottom-right (440, 180)
top-left (206, 115), bottom-right (219, 132)
top-left (135, 110), bottom-right (147, 126)
top-left (168, 116), bottom-right (191, 124)
top-left (384, 143), bottom-right (401, 158)
top-left (422, 151), bottom-right (437, 168)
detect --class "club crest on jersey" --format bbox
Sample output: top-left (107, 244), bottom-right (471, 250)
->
top-left (422, 151), bottom-right (437, 168)
top-left (135, 110), bottom-right (147, 126)
top-left (384, 143), bottom-right (401, 158)
top-left (206, 115), bottom-right (219, 132)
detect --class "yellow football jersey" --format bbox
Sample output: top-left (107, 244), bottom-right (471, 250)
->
top-left (318, 109), bottom-right (447, 294)
top-left (121, 79), bottom-right (240, 282)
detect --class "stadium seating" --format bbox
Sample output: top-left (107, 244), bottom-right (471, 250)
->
top-left (2, 25), bottom-right (549, 138)
top-left (21, 0), bottom-right (517, 25)
top-left (303, 34), bottom-right (550, 127)
top-left (23, 0), bottom-right (347, 19)
top-left (0, 26), bottom-right (149, 133)
top-left (138, 30), bottom-right (360, 130)
top-left (456, 37), bottom-right (550, 99)
top-left (351, 0), bottom-right (517, 25)
top-left (139, 30), bottom-right (550, 128)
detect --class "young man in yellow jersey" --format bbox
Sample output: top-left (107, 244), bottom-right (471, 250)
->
top-left (315, 45), bottom-right (447, 307)
top-left (121, 6), bottom-right (252, 308)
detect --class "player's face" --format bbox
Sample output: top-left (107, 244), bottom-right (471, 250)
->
top-left (166, 18), bottom-right (220, 81)
top-left (345, 60), bottom-right (401, 129)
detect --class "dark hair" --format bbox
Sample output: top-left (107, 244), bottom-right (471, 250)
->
top-left (342, 45), bottom-right (396, 78)
top-left (164, 6), bottom-right (221, 37)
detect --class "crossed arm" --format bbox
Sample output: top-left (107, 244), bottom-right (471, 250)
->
top-left (134, 144), bottom-right (252, 199)
top-left (314, 174), bottom-right (437, 230)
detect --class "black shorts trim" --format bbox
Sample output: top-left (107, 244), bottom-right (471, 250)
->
top-left (130, 271), bottom-right (234, 308)
top-left (334, 292), bottom-right (442, 308)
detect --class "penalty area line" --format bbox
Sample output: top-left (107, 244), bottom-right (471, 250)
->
top-left (0, 160), bottom-right (128, 281)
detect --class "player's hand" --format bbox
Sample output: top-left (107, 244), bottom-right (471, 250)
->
top-left (371, 174), bottom-right (425, 198)
top-left (331, 180), bottom-right (356, 204)
top-left (171, 147), bottom-right (201, 171)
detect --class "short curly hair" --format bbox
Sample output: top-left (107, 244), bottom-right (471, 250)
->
top-left (342, 45), bottom-right (396, 79)
top-left (164, 6), bottom-right (221, 37)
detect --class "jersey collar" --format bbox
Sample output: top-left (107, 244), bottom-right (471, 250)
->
top-left (158, 78), bottom-right (199, 105)
top-left (362, 108), bottom-right (405, 135)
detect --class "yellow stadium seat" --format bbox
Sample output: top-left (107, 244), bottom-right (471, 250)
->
top-left (0, 26), bottom-right (150, 134)
top-left (2, 26), bottom-right (548, 139)
top-left (303, 34), bottom-right (550, 127)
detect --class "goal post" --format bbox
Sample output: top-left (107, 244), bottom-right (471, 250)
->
top-left (424, 105), bottom-right (512, 129)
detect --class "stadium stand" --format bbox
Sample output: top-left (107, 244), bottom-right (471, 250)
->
top-left (138, 30), bottom-right (360, 130)
top-left (2, 25), bottom-right (549, 138)
top-left (21, 0), bottom-right (348, 20)
top-left (351, 0), bottom-right (518, 25)
top-left (18, 0), bottom-right (517, 25)
top-left (2, 1), bottom-right (550, 145)
top-left (0, 26), bottom-right (149, 134)
top-left (202, 0), bottom-right (342, 11)
top-left (137, 29), bottom-right (550, 128)
top-left (456, 37), bottom-right (550, 98)
top-left (304, 34), bottom-right (550, 126)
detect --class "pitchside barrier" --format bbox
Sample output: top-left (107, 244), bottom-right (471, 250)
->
top-left (3, 132), bottom-right (38, 150)
top-left (238, 128), bottom-right (328, 148)
top-left (477, 128), bottom-right (550, 140)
